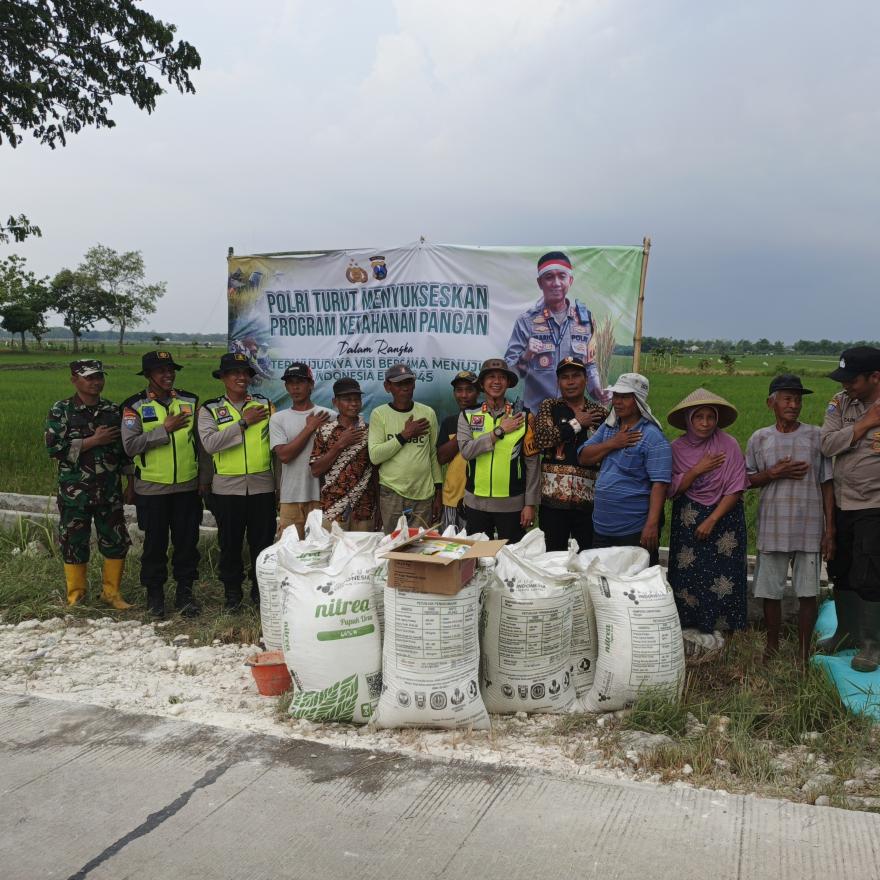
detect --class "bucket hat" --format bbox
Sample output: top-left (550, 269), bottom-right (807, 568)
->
top-left (137, 350), bottom-right (183, 376)
top-left (604, 373), bottom-right (661, 428)
top-left (477, 358), bottom-right (518, 388)
top-left (212, 352), bottom-right (256, 379)
top-left (667, 388), bottom-right (738, 431)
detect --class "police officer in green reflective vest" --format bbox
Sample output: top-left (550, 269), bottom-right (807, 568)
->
top-left (198, 352), bottom-right (276, 610)
top-left (121, 351), bottom-right (202, 618)
top-left (457, 358), bottom-right (541, 542)
top-left (45, 359), bottom-right (133, 609)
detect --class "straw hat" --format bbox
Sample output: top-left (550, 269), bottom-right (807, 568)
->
top-left (667, 388), bottom-right (738, 431)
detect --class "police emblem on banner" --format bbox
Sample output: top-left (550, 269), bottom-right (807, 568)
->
top-left (346, 260), bottom-right (369, 284)
top-left (370, 255), bottom-right (387, 280)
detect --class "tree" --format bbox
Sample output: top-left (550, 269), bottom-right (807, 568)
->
top-left (151, 334), bottom-right (166, 346)
top-left (81, 244), bottom-right (165, 353)
top-left (1, 303), bottom-right (42, 351)
top-left (1, 213), bottom-right (41, 245)
top-left (1, 1), bottom-right (200, 241)
top-left (50, 268), bottom-right (106, 352)
top-left (0, 255), bottom-right (49, 348)
top-left (1, 1), bottom-right (200, 149)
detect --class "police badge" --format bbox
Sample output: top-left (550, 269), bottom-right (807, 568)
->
top-left (345, 261), bottom-right (369, 284)
top-left (370, 255), bottom-right (387, 280)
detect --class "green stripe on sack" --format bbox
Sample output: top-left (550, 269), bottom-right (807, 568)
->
top-left (316, 624), bottom-right (375, 641)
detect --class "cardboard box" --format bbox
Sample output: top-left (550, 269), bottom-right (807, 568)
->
top-left (380, 535), bottom-right (507, 595)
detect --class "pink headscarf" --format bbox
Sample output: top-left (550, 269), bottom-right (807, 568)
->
top-left (669, 407), bottom-right (749, 506)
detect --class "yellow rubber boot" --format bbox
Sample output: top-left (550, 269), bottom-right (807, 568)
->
top-left (100, 558), bottom-right (133, 610)
top-left (64, 563), bottom-right (88, 606)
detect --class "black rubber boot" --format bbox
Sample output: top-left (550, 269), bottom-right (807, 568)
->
top-left (817, 590), bottom-right (861, 653)
top-left (175, 583), bottom-right (201, 618)
top-left (224, 583), bottom-right (244, 612)
top-left (146, 584), bottom-right (166, 619)
top-left (851, 599), bottom-right (880, 673)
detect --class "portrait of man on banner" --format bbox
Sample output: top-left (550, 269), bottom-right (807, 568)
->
top-left (505, 251), bottom-right (610, 413)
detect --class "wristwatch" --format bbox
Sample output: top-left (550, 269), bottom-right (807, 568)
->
top-left (493, 426), bottom-right (505, 439)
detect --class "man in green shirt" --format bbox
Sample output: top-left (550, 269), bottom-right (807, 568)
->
top-left (368, 364), bottom-right (442, 532)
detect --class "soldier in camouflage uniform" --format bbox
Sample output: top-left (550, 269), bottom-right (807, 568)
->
top-left (45, 359), bottom-right (133, 608)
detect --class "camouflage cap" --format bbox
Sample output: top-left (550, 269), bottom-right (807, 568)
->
top-left (450, 370), bottom-right (479, 387)
top-left (70, 359), bottom-right (105, 377)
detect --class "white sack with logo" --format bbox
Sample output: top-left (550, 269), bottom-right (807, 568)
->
top-left (279, 531), bottom-right (382, 723)
top-left (256, 509), bottom-right (334, 651)
top-left (581, 563), bottom-right (685, 712)
top-left (480, 530), bottom-right (580, 714)
top-left (374, 525), bottom-right (491, 730)
top-left (366, 515), bottom-right (428, 635)
top-left (568, 546), bottom-right (650, 699)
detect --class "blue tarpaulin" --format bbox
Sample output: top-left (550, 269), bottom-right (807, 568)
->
top-left (812, 599), bottom-right (880, 721)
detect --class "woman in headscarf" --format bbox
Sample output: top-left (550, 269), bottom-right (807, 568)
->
top-left (666, 389), bottom-right (750, 633)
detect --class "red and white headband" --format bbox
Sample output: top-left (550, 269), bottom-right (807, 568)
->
top-left (537, 260), bottom-right (573, 279)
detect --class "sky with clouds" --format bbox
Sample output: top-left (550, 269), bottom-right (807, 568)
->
top-left (3, 0), bottom-right (878, 342)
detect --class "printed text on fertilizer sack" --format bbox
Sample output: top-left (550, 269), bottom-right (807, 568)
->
top-left (265, 283), bottom-right (490, 337)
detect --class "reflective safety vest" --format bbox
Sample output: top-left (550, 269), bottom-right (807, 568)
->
top-left (204, 395), bottom-right (272, 476)
top-left (465, 403), bottom-right (529, 498)
top-left (124, 390), bottom-right (199, 485)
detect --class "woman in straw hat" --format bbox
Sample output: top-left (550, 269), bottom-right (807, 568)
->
top-left (666, 388), bottom-right (750, 633)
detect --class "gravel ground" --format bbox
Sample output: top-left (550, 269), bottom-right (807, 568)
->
top-left (2, 615), bottom-right (878, 812)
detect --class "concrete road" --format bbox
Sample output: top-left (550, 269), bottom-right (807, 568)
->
top-left (1, 693), bottom-right (877, 880)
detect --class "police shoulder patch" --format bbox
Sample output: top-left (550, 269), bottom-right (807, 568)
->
top-left (120, 392), bottom-right (146, 410)
top-left (176, 389), bottom-right (199, 405)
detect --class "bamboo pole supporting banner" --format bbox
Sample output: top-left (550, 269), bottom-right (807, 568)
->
top-left (632, 236), bottom-right (652, 373)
